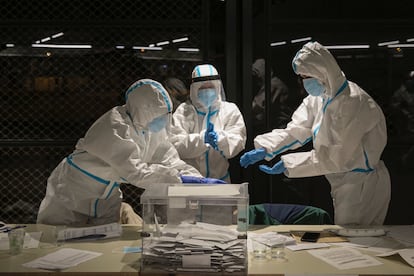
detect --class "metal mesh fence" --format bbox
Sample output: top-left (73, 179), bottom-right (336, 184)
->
top-left (0, 0), bottom-right (204, 223)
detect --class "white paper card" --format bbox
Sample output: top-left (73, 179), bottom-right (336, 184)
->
top-left (182, 254), bottom-right (211, 268)
top-left (308, 247), bottom-right (382, 270)
top-left (23, 248), bottom-right (102, 270)
top-left (377, 248), bottom-right (414, 267)
top-left (287, 242), bottom-right (330, 251)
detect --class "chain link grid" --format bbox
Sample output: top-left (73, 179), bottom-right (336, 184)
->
top-left (0, 0), bottom-right (204, 223)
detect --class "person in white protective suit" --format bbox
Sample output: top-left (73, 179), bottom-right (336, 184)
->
top-left (37, 79), bottom-right (223, 226)
top-left (240, 42), bottom-right (391, 225)
top-left (171, 64), bottom-right (247, 183)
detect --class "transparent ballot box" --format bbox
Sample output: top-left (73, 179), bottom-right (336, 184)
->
top-left (140, 183), bottom-right (249, 274)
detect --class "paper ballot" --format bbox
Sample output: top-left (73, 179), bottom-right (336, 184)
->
top-left (23, 248), bottom-right (102, 270)
top-left (142, 221), bottom-right (246, 273)
top-left (59, 223), bottom-right (122, 241)
top-left (377, 248), bottom-right (414, 267)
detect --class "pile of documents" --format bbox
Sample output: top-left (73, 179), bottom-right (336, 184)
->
top-left (142, 221), bottom-right (246, 273)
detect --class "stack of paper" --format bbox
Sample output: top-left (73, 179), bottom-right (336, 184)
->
top-left (23, 248), bottom-right (102, 270)
top-left (142, 222), bottom-right (246, 273)
top-left (248, 232), bottom-right (296, 248)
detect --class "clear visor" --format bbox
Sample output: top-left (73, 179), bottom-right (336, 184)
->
top-left (190, 79), bottom-right (226, 104)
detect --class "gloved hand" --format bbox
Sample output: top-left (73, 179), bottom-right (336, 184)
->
top-left (180, 175), bottom-right (226, 184)
top-left (259, 160), bottom-right (286, 175)
top-left (239, 148), bottom-right (266, 168)
top-left (204, 122), bottom-right (219, 150)
top-left (200, 177), bottom-right (226, 184)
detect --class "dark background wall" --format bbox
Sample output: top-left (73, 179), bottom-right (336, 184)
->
top-left (1, 0), bottom-right (413, 224)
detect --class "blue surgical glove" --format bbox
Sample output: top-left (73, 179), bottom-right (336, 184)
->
top-left (239, 148), bottom-right (266, 168)
top-left (180, 175), bottom-right (203, 183)
top-left (259, 160), bottom-right (286, 175)
top-left (204, 122), bottom-right (219, 150)
top-left (200, 177), bottom-right (226, 184)
top-left (180, 175), bottom-right (226, 184)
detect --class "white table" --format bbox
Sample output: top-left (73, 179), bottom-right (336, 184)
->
top-left (1, 224), bottom-right (413, 275)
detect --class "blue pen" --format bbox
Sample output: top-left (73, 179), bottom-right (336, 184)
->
top-left (2, 225), bottom-right (27, 233)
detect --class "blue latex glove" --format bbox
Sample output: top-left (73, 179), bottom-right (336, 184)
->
top-left (204, 122), bottom-right (218, 150)
top-left (259, 160), bottom-right (286, 174)
top-left (180, 175), bottom-right (226, 184)
top-left (239, 148), bottom-right (266, 168)
top-left (200, 177), bottom-right (226, 184)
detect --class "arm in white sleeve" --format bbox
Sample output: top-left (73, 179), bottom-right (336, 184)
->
top-left (215, 102), bottom-right (246, 158)
top-left (254, 99), bottom-right (314, 161)
top-left (282, 91), bottom-right (382, 178)
top-left (171, 104), bottom-right (209, 159)
top-left (82, 110), bottom-right (185, 189)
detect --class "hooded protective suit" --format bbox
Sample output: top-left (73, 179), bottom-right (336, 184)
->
top-left (37, 79), bottom-right (201, 226)
top-left (253, 42), bottom-right (391, 225)
top-left (171, 64), bottom-right (246, 182)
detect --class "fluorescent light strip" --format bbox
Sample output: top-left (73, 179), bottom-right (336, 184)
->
top-left (406, 38), bottom-right (414, 43)
top-left (387, 44), bottom-right (414, 48)
top-left (6, 44), bottom-right (15, 47)
top-left (31, 44), bottom-right (92, 49)
top-left (270, 41), bottom-right (287, 47)
top-left (156, 41), bottom-right (169, 46)
top-left (377, 40), bottom-right (399, 47)
top-left (41, 37), bottom-right (51, 43)
top-left (115, 45), bottom-right (125, 49)
top-left (172, 37), bottom-right (189, 43)
top-left (51, 32), bottom-right (64, 39)
top-left (291, 37), bottom-right (312, 43)
top-left (178, 47), bottom-right (199, 52)
top-left (132, 46), bottom-right (162, 50)
top-left (325, 45), bottom-right (370, 49)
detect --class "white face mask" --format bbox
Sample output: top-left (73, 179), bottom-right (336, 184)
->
top-left (198, 88), bottom-right (217, 107)
top-left (147, 114), bottom-right (168, 133)
top-left (303, 78), bottom-right (325, 96)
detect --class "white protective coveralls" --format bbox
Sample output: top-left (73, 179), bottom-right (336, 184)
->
top-left (253, 42), bottom-right (391, 225)
top-left (171, 64), bottom-right (246, 183)
top-left (37, 79), bottom-right (202, 226)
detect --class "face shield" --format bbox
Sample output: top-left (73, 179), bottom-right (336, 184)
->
top-left (190, 80), bottom-right (221, 107)
top-left (190, 64), bottom-right (226, 111)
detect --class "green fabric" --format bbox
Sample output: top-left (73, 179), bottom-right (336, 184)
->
top-left (249, 204), bottom-right (282, 225)
top-left (248, 204), bottom-right (333, 225)
top-left (290, 206), bottom-right (333, 225)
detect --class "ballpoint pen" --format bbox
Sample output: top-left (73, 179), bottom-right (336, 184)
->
top-left (1, 225), bottom-right (27, 233)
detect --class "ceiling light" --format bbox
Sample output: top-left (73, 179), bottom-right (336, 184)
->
top-left (291, 37), bottom-right (312, 43)
top-left (270, 41), bottom-right (286, 47)
top-left (51, 32), bottom-right (64, 39)
top-left (31, 44), bottom-right (92, 49)
top-left (178, 48), bottom-right (199, 52)
top-left (132, 46), bottom-right (162, 51)
top-left (156, 41), bottom-right (170, 46)
top-left (387, 44), bottom-right (414, 48)
top-left (172, 37), bottom-right (189, 43)
top-left (325, 45), bottom-right (370, 49)
top-left (377, 40), bottom-right (399, 47)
